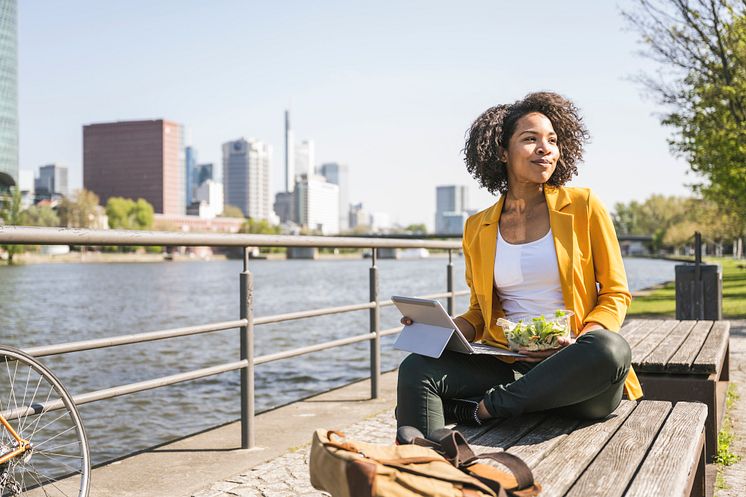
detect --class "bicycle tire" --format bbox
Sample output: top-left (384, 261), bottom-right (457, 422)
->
top-left (0, 346), bottom-right (90, 497)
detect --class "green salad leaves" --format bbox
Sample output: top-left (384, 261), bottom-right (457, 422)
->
top-left (497, 310), bottom-right (574, 351)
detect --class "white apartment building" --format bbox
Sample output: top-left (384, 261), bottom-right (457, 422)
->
top-left (318, 162), bottom-right (350, 232)
top-left (295, 139), bottom-right (315, 177)
top-left (222, 138), bottom-right (271, 220)
top-left (194, 180), bottom-right (224, 219)
top-left (295, 173), bottom-right (339, 235)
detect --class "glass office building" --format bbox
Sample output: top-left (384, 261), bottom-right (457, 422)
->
top-left (0, 0), bottom-right (17, 192)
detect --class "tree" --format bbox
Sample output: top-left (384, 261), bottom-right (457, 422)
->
top-left (58, 189), bottom-right (101, 228)
top-left (0, 188), bottom-right (24, 263)
top-left (106, 197), bottom-right (154, 230)
top-left (18, 205), bottom-right (60, 227)
top-left (623, 0), bottom-right (746, 237)
top-left (220, 204), bottom-right (245, 218)
top-left (404, 223), bottom-right (428, 234)
top-left (242, 218), bottom-right (280, 235)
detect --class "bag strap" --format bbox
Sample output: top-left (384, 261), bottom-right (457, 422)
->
top-left (432, 429), bottom-right (477, 466)
top-left (462, 452), bottom-right (535, 491)
top-left (432, 429), bottom-right (536, 492)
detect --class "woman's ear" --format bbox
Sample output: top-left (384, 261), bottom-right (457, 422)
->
top-left (497, 146), bottom-right (507, 163)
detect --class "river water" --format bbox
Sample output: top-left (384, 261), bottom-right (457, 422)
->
top-left (0, 256), bottom-right (676, 464)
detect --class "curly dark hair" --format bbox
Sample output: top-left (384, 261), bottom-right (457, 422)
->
top-left (463, 92), bottom-right (590, 194)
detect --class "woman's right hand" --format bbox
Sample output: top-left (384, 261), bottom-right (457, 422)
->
top-left (400, 316), bottom-right (413, 326)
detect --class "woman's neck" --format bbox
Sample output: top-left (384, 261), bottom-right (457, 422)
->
top-left (503, 184), bottom-right (545, 214)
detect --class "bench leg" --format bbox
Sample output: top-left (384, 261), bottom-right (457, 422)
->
top-left (637, 375), bottom-right (723, 463)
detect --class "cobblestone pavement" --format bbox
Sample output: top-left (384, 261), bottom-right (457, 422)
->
top-left (717, 320), bottom-right (746, 497)
top-left (194, 320), bottom-right (746, 497)
top-left (191, 411), bottom-right (397, 497)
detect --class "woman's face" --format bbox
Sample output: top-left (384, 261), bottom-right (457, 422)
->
top-left (502, 112), bottom-right (560, 188)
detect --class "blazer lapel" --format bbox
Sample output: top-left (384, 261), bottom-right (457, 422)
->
top-left (476, 196), bottom-right (504, 331)
top-left (545, 187), bottom-right (576, 313)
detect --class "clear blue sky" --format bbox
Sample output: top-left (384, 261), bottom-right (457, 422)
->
top-left (18, 0), bottom-right (693, 229)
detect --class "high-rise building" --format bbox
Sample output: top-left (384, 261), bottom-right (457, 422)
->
top-left (185, 146), bottom-right (198, 206)
top-left (0, 0), bottom-right (18, 192)
top-left (349, 202), bottom-right (369, 230)
top-left (284, 110), bottom-right (294, 192)
top-left (318, 162), bottom-right (349, 232)
top-left (222, 138), bottom-right (271, 220)
top-left (35, 164), bottom-right (69, 199)
top-left (435, 185), bottom-right (469, 234)
top-left (295, 139), bottom-right (315, 177)
top-left (295, 173), bottom-right (339, 235)
top-left (194, 163), bottom-right (214, 187)
top-left (273, 191), bottom-right (295, 224)
top-left (83, 119), bottom-right (185, 215)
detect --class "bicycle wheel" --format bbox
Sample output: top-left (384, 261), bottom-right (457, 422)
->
top-left (0, 346), bottom-right (90, 497)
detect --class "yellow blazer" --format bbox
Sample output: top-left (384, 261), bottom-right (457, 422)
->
top-left (457, 186), bottom-right (643, 400)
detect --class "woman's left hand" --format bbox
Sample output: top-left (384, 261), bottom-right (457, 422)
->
top-left (516, 336), bottom-right (576, 363)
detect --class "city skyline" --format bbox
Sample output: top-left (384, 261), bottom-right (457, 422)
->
top-left (17, 2), bottom-right (693, 230)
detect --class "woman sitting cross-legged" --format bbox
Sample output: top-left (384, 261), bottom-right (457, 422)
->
top-left (396, 92), bottom-right (642, 436)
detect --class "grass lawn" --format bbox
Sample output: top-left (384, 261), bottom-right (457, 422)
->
top-left (628, 257), bottom-right (746, 319)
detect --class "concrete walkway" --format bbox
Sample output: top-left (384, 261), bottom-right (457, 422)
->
top-left (86, 373), bottom-right (399, 497)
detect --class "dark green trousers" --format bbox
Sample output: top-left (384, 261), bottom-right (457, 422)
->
top-left (396, 329), bottom-right (631, 435)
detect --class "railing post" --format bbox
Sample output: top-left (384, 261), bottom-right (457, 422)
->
top-left (240, 247), bottom-right (255, 449)
top-left (369, 248), bottom-right (380, 399)
top-left (447, 249), bottom-right (454, 315)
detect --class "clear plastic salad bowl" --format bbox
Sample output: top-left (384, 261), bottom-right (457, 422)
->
top-left (496, 310), bottom-right (575, 351)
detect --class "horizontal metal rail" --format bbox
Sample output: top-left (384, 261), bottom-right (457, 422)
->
top-left (1, 360), bottom-right (250, 420)
top-left (0, 226), bottom-right (462, 249)
top-left (24, 320), bottom-right (249, 357)
top-left (254, 302), bottom-right (375, 325)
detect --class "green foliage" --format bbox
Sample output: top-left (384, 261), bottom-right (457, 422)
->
top-left (614, 195), bottom-right (741, 251)
top-left (404, 223), bottom-right (427, 234)
top-left (105, 197), bottom-right (154, 230)
top-left (0, 188), bottom-right (24, 263)
top-left (58, 189), bottom-right (101, 228)
top-left (241, 218), bottom-right (281, 235)
top-left (220, 204), bottom-right (245, 218)
top-left (18, 204), bottom-right (60, 227)
top-left (624, 1), bottom-right (746, 236)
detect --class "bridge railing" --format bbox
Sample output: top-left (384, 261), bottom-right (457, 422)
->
top-left (0, 226), bottom-right (466, 448)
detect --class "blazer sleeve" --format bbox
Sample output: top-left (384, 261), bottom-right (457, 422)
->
top-left (457, 216), bottom-right (486, 341)
top-left (584, 191), bottom-right (632, 331)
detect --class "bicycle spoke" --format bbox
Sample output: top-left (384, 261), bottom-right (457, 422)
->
top-left (0, 348), bottom-right (89, 497)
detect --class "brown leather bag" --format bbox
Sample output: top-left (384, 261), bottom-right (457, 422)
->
top-left (309, 429), bottom-right (541, 497)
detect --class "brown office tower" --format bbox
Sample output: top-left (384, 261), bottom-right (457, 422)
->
top-left (83, 119), bottom-right (185, 214)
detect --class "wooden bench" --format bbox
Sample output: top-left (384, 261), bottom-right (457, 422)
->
top-left (620, 319), bottom-right (730, 462)
top-left (459, 400), bottom-right (708, 497)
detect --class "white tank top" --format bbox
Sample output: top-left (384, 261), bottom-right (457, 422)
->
top-left (494, 227), bottom-right (566, 321)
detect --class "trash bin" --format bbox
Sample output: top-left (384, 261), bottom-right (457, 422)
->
top-left (675, 263), bottom-right (722, 320)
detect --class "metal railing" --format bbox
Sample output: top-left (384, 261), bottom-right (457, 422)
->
top-left (0, 226), bottom-right (467, 449)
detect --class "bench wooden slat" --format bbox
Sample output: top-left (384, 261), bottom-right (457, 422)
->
top-left (636, 321), bottom-right (697, 372)
top-left (465, 412), bottom-right (547, 454)
top-left (565, 400), bottom-right (671, 497)
top-left (691, 321), bottom-right (731, 374)
top-left (630, 320), bottom-right (678, 365)
top-left (529, 400), bottom-right (636, 496)
top-left (624, 401), bottom-right (707, 497)
top-left (666, 321), bottom-right (714, 373)
top-left (621, 320), bottom-right (667, 350)
top-left (618, 320), bottom-right (642, 338)
top-left (504, 416), bottom-right (580, 467)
